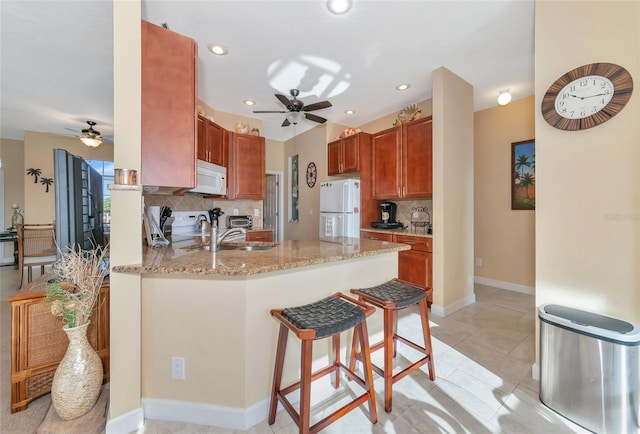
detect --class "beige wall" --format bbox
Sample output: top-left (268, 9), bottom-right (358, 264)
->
top-left (108, 0), bottom-right (143, 422)
top-left (283, 124), bottom-right (327, 240)
top-left (358, 99), bottom-right (433, 134)
top-left (22, 131), bottom-right (114, 224)
top-left (474, 96), bottom-right (535, 287)
top-left (1, 138), bottom-right (24, 260)
top-left (432, 67), bottom-right (475, 312)
top-left (535, 0), bottom-right (640, 338)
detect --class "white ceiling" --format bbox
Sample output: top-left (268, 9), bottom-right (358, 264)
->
top-left (0, 1), bottom-right (535, 144)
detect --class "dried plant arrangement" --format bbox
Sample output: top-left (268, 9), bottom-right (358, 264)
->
top-left (45, 245), bottom-right (110, 328)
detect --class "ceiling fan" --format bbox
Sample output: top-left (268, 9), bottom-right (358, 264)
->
top-left (65, 120), bottom-right (111, 147)
top-left (253, 89), bottom-right (332, 127)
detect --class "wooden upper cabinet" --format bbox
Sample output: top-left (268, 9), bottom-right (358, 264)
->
top-left (197, 115), bottom-right (225, 166)
top-left (227, 132), bottom-right (265, 200)
top-left (141, 20), bottom-right (197, 188)
top-left (327, 133), bottom-right (367, 175)
top-left (403, 117), bottom-right (433, 198)
top-left (372, 116), bottom-right (432, 199)
top-left (372, 126), bottom-right (402, 199)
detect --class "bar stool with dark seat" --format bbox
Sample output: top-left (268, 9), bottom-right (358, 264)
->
top-left (349, 279), bottom-right (435, 412)
top-left (268, 293), bottom-right (378, 434)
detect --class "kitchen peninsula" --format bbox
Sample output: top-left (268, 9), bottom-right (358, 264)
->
top-left (112, 237), bottom-right (409, 429)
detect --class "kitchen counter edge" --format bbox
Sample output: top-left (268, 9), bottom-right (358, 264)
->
top-left (112, 238), bottom-right (410, 277)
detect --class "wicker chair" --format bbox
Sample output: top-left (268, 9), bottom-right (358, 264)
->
top-left (16, 224), bottom-right (57, 289)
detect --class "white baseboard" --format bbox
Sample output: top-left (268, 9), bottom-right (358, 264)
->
top-left (142, 396), bottom-right (277, 431)
top-left (106, 406), bottom-right (144, 434)
top-left (474, 276), bottom-right (535, 295)
top-left (430, 293), bottom-right (476, 317)
top-left (532, 363), bottom-right (540, 381)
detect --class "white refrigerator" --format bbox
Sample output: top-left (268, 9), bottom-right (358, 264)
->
top-left (319, 179), bottom-right (361, 238)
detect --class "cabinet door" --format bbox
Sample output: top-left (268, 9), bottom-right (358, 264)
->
top-left (245, 230), bottom-right (273, 242)
top-left (228, 133), bottom-right (265, 200)
top-left (197, 116), bottom-right (207, 161)
top-left (206, 121), bottom-right (225, 166)
top-left (141, 20), bottom-right (197, 188)
top-left (372, 126), bottom-right (402, 199)
top-left (397, 249), bottom-right (432, 301)
top-left (327, 140), bottom-right (343, 175)
top-left (342, 134), bottom-right (360, 173)
top-left (403, 117), bottom-right (432, 198)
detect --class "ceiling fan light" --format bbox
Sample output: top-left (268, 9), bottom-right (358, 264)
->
top-left (497, 89), bottom-right (512, 105)
top-left (80, 136), bottom-right (103, 147)
top-left (286, 112), bottom-right (304, 124)
top-left (327, 0), bottom-right (352, 15)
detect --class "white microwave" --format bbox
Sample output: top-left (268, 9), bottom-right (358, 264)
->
top-left (188, 160), bottom-right (226, 195)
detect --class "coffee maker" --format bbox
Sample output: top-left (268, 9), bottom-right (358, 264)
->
top-left (371, 201), bottom-right (403, 229)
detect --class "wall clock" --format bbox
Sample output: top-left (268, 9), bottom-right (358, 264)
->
top-left (541, 62), bottom-right (633, 131)
top-left (306, 162), bottom-right (317, 188)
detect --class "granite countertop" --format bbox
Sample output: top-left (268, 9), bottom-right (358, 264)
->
top-left (360, 227), bottom-right (433, 239)
top-left (112, 237), bottom-right (410, 277)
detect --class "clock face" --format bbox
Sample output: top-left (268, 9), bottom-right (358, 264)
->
top-left (541, 63), bottom-right (633, 131)
top-left (306, 162), bottom-right (317, 188)
top-left (554, 75), bottom-right (614, 120)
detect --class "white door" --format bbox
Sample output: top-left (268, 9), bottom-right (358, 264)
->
top-left (264, 173), bottom-right (280, 241)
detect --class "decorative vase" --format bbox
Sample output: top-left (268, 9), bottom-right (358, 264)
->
top-left (51, 321), bottom-right (103, 420)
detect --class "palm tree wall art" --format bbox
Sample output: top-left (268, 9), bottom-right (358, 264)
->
top-left (511, 140), bottom-right (535, 210)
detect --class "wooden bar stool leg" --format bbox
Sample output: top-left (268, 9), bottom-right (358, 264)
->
top-left (332, 334), bottom-right (340, 388)
top-left (383, 307), bottom-right (394, 412)
top-left (392, 310), bottom-right (398, 358)
top-left (419, 298), bottom-right (436, 380)
top-left (348, 325), bottom-right (360, 373)
top-left (299, 339), bottom-right (313, 434)
top-left (357, 321), bottom-right (378, 424)
top-left (268, 324), bottom-right (289, 424)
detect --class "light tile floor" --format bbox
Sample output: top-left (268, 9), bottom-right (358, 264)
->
top-left (0, 263), bottom-right (589, 434)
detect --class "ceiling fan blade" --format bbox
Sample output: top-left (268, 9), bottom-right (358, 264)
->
top-left (303, 101), bottom-right (332, 112)
top-left (64, 126), bottom-right (80, 133)
top-left (275, 93), bottom-right (292, 108)
top-left (305, 113), bottom-right (327, 124)
top-left (281, 118), bottom-right (291, 127)
top-left (253, 110), bottom-right (287, 113)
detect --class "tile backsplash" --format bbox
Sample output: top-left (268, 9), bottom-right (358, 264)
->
top-left (393, 199), bottom-right (433, 233)
top-left (144, 194), bottom-right (263, 229)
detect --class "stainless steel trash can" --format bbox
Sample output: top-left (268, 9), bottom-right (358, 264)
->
top-left (539, 304), bottom-right (640, 434)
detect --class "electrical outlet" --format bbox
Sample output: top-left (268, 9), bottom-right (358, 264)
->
top-left (253, 208), bottom-right (260, 217)
top-left (475, 257), bottom-right (483, 267)
top-left (171, 357), bottom-right (185, 380)
top-left (233, 208), bottom-right (239, 216)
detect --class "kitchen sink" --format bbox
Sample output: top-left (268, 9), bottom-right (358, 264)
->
top-left (182, 242), bottom-right (276, 252)
top-left (217, 244), bottom-right (275, 251)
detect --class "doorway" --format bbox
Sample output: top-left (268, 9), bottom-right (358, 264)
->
top-left (265, 171), bottom-right (283, 241)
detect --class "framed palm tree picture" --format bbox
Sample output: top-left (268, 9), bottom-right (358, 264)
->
top-left (511, 140), bottom-right (535, 210)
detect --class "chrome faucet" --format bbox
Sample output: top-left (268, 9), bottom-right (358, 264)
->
top-left (210, 226), bottom-right (246, 251)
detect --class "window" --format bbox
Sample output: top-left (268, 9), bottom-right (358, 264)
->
top-left (88, 160), bottom-right (114, 232)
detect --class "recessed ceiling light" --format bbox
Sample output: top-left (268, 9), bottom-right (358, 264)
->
top-left (396, 83), bottom-right (411, 91)
top-left (344, 109), bottom-right (356, 115)
top-left (207, 43), bottom-right (228, 55)
top-left (327, 0), bottom-right (352, 15)
top-left (497, 89), bottom-right (512, 105)
top-left (243, 99), bottom-right (255, 106)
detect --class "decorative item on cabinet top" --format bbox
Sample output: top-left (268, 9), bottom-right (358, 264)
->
top-left (394, 103), bottom-right (422, 126)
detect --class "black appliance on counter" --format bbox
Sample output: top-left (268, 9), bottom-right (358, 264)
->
top-left (209, 208), bottom-right (224, 228)
top-left (371, 201), bottom-right (404, 229)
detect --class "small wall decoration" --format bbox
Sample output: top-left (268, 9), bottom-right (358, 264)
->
top-left (26, 168), bottom-right (42, 183)
top-left (511, 139), bottom-right (535, 210)
top-left (289, 154), bottom-right (299, 222)
top-left (41, 177), bottom-right (54, 193)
